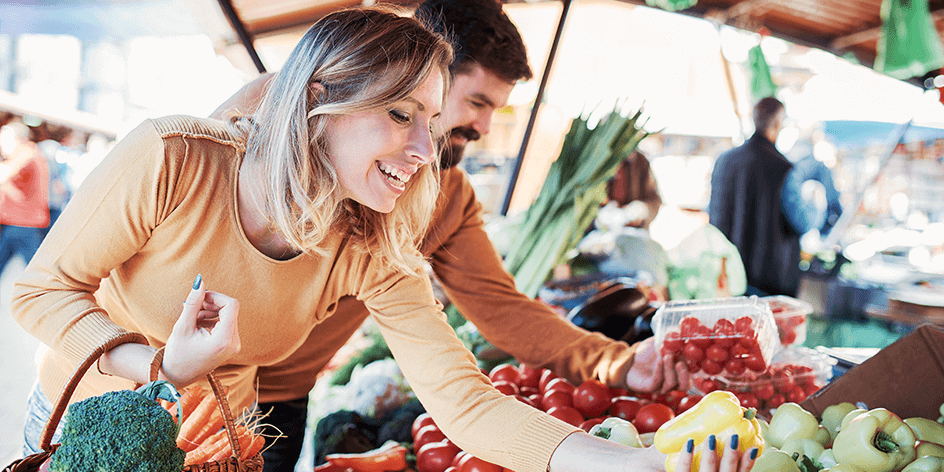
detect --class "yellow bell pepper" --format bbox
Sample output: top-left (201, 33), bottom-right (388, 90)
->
top-left (840, 409), bottom-right (868, 433)
top-left (781, 438), bottom-right (825, 462)
top-left (833, 408), bottom-right (917, 472)
top-left (822, 403), bottom-right (859, 441)
top-left (654, 390), bottom-right (764, 472)
top-left (815, 425), bottom-right (833, 448)
top-left (752, 449), bottom-right (801, 472)
top-left (819, 449), bottom-right (838, 468)
top-left (902, 457), bottom-right (944, 472)
top-left (589, 417), bottom-right (642, 447)
top-left (907, 418), bottom-right (944, 446)
top-left (827, 464), bottom-right (868, 472)
top-left (768, 403), bottom-right (820, 449)
top-left (917, 441), bottom-right (944, 459)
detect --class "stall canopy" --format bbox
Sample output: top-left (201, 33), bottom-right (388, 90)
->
top-left (823, 120), bottom-right (944, 149)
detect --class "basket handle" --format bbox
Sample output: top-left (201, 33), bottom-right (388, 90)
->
top-left (40, 332), bottom-right (149, 449)
top-left (41, 336), bottom-right (244, 462)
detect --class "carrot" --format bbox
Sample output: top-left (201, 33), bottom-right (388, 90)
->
top-left (208, 425), bottom-right (250, 462)
top-left (240, 432), bottom-right (265, 461)
top-left (179, 385), bottom-right (208, 421)
top-left (191, 407), bottom-right (224, 445)
top-left (177, 393), bottom-right (219, 451)
top-left (184, 428), bottom-right (228, 465)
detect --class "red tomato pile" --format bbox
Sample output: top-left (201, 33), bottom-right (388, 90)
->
top-left (659, 316), bottom-right (768, 378)
top-left (691, 362), bottom-right (823, 416)
top-left (769, 302), bottom-right (806, 345)
top-left (410, 363), bottom-right (703, 472)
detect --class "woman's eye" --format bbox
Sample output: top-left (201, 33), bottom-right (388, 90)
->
top-left (389, 110), bottom-right (411, 124)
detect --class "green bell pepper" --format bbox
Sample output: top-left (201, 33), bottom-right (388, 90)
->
top-left (819, 449), bottom-right (838, 469)
top-left (902, 457), bottom-right (944, 472)
top-left (589, 417), bottom-right (642, 447)
top-left (833, 408), bottom-right (917, 472)
top-left (752, 449), bottom-right (801, 472)
top-left (781, 438), bottom-right (826, 462)
top-left (769, 403), bottom-right (820, 449)
top-left (822, 403), bottom-right (858, 441)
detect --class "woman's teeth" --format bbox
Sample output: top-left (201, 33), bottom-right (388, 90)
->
top-left (378, 162), bottom-right (411, 184)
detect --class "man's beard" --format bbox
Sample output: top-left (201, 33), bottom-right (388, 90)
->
top-left (439, 126), bottom-right (480, 170)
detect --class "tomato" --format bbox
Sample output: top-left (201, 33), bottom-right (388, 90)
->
top-left (579, 416), bottom-right (608, 432)
top-left (705, 344), bottom-right (729, 363)
top-left (774, 371), bottom-right (797, 393)
top-left (452, 451), bottom-right (469, 468)
top-left (512, 394), bottom-right (538, 409)
top-left (767, 393), bottom-right (786, 409)
top-left (417, 440), bottom-right (462, 472)
top-left (700, 359), bottom-right (722, 375)
top-left (696, 378), bottom-right (720, 393)
top-left (492, 380), bottom-right (519, 396)
top-left (489, 363), bottom-right (521, 386)
top-left (415, 424), bottom-right (448, 451)
top-left (540, 389), bottom-right (573, 411)
top-left (633, 403), bottom-right (675, 434)
top-left (609, 387), bottom-right (631, 398)
top-left (518, 365), bottom-right (543, 389)
top-left (754, 383), bottom-right (775, 401)
top-left (682, 343), bottom-right (704, 363)
top-left (546, 406), bottom-right (585, 427)
top-left (662, 331), bottom-right (684, 355)
top-left (736, 391), bottom-right (760, 409)
top-left (724, 358), bottom-right (745, 376)
top-left (781, 329), bottom-right (797, 345)
top-left (730, 343), bottom-right (750, 358)
top-left (680, 317), bottom-right (701, 338)
top-left (691, 325), bottom-right (713, 349)
top-left (457, 454), bottom-right (504, 472)
top-left (713, 319), bottom-right (737, 348)
top-left (743, 352), bottom-right (766, 372)
top-left (662, 390), bottom-right (688, 410)
top-left (538, 370), bottom-right (559, 393)
top-left (572, 379), bottom-right (611, 418)
top-left (543, 378), bottom-right (576, 396)
top-left (609, 396), bottom-right (643, 421)
top-left (786, 385), bottom-right (808, 403)
top-left (735, 316), bottom-right (754, 331)
top-left (676, 394), bottom-right (702, 414)
top-left (519, 386), bottom-right (539, 397)
top-left (526, 393), bottom-right (542, 406)
top-left (803, 382), bottom-right (822, 398)
top-left (412, 412), bottom-right (437, 439)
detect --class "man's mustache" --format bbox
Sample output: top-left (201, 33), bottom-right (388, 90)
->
top-left (448, 127), bottom-right (480, 142)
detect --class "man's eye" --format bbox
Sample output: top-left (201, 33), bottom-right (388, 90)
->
top-left (470, 101), bottom-right (486, 109)
top-left (389, 110), bottom-right (411, 124)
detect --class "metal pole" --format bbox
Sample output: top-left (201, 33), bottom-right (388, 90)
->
top-left (216, 0), bottom-right (267, 74)
top-left (500, 0), bottom-right (572, 216)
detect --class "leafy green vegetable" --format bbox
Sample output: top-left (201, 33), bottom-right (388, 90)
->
top-left (330, 332), bottom-right (393, 386)
top-left (49, 383), bottom-right (185, 472)
top-left (504, 105), bottom-right (649, 298)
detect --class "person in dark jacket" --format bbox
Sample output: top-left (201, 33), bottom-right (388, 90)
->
top-left (708, 97), bottom-right (800, 297)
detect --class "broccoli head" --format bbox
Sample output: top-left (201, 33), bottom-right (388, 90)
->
top-left (49, 383), bottom-right (185, 472)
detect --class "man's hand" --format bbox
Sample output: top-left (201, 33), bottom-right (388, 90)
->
top-left (625, 337), bottom-right (690, 394)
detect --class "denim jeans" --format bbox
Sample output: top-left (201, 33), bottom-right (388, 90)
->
top-left (21, 382), bottom-right (62, 457)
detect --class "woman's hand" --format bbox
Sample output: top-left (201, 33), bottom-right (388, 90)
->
top-left (162, 275), bottom-right (241, 387)
top-left (673, 435), bottom-right (759, 472)
top-left (625, 337), bottom-right (690, 394)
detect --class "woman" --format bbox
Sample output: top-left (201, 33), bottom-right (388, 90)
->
top-left (13, 7), bottom-right (753, 472)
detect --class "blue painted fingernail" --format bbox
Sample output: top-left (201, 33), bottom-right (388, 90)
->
top-left (750, 448), bottom-right (758, 460)
top-left (193, 274), bottom-right (202, 290)
top-left (708, 434), bottom-right (716, 451)
top-left (730, 434), bottom-right (739, 450)
top-left (686, 439), bottom-right (694, 454)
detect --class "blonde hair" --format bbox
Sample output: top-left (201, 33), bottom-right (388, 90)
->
top-left (236, 6), bottom-right (453, 275)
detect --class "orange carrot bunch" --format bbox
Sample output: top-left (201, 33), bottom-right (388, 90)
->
top-left (159, 384), bottom-right (266, 465)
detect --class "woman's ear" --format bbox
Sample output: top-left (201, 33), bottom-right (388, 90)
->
top-left (309, 82), bottom-right (326, 101)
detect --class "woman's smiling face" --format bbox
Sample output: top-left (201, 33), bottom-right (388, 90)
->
top-left (325, 70), bottom-right (444, 213)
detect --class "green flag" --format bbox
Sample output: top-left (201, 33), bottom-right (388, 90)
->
top-left (644, 0), bottom-right (697, 12)
top-left (875, 0), bottom-right (944, 80)
top-left (748, 44), bottom-right (778, 102)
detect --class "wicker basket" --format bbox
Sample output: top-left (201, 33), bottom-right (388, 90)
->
top-left (3, 337), bottom-right (263, 472)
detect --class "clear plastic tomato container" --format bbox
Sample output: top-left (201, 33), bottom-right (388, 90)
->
top-left (690, 346), bottom-right (834, 418)
top-left (652, 296), bottom-right (779, 380)
top-left (763, 295), bottom-right (813, 346)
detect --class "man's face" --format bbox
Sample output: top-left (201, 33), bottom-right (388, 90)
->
top-left (438, 63), bottom-right (516, 169)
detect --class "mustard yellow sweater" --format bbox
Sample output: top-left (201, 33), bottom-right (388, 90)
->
top-left (12, 116), bottom-right (576, 472)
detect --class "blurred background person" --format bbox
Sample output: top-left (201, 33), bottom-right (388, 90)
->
top-left (605, 150), bottom-right (662, 230)
top-left (0, 121), bottom-right (49, 281)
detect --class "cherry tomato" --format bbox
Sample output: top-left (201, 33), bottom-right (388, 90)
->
top-left (512, 394), bottom-right (538, 409)
top-left (676, 394), bottom-right (703, 414)
top-left (579, 416), bottom-right (608, 432)
top-left (691, 325), bottom-right (713, 349)
top-left (767, 393), bottom-right (786, 409)
top-left (774, 371), bottom-right (797, 393)
top-left (706, 344), bottom-right (729, 363)
top-left (412, 412), bottom-right (437, 439)
top-left (452, 451), bottom-right (469, 468)
top-left (713, 319), bottom-right (737, 348)
top-left (724, 358), bottom-right (746, 376)
top-left (518, 365), bottom-right (543, 389)
top-left (609, 396), bottom-right (643, 421)
top-left (701, 359), bottom-right (723, 375)
top-left (735, 316), bottom-right (754, 331)
top-left (492, 380), bottom-right (519, 396)
top-left (519, 386), bottom-right (539, 397)
top-left (744, 352), bottom-right (767, 372)
top-left (696, 378), bottom-right (720, 393)
top-left (609, 387), bottom-right (631, 398)
top-left (680, 317), bottom-right (701, 338)
top-left (662, 390), bottom-right (688, 411)
top-left (527, 393), bottom-right (543, 406)
top-left (415, 424), bottom-right (447, 451)
top-left (457, 454), bottom-right (504, 472)
top-left (417, 441), bottom-right (462, 472)
top-left (803, 382), bottom-right (822, 398)
top-left (489, 364), bottom-right (521, 386)
top-left (754, 383), bottom-right (775, 401)
top-left (538, 370), bottom-right (559, 393)
top-left (683, 343), bottom-right (705, 363)
top-left (546, 406), bottom-right (585, 427)
top-left (540, 389), bottom-right (573, 411)
top-left (633, 403), bottom-right (675, 434)
top-left (543, 378), bottom-right (576, 396)
top-left (662, 331), bottom-right (684, 354)
top-left (572, 379), bottom-right (611, 418)
top-left (787, 385), bottom-right (808, 403)
top-left (781, 329), bottom-right (797, 345)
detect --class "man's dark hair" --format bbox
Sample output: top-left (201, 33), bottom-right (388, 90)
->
top-left (417, 0), bottom-right (532, 83)
top-left (752, 96), bottom-right (785, 134)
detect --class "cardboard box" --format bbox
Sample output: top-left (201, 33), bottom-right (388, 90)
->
top-left (800, 323), bottom-right (944, 420)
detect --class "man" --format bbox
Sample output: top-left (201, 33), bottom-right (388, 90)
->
top-left (605, 150), bottom-right (662, 230)
top-left (214, 1), bottom-right (687, 469)
top-left (708, 97), bottom-right (800, 297)
top-left (0, 121), bottom-right (49, 278)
